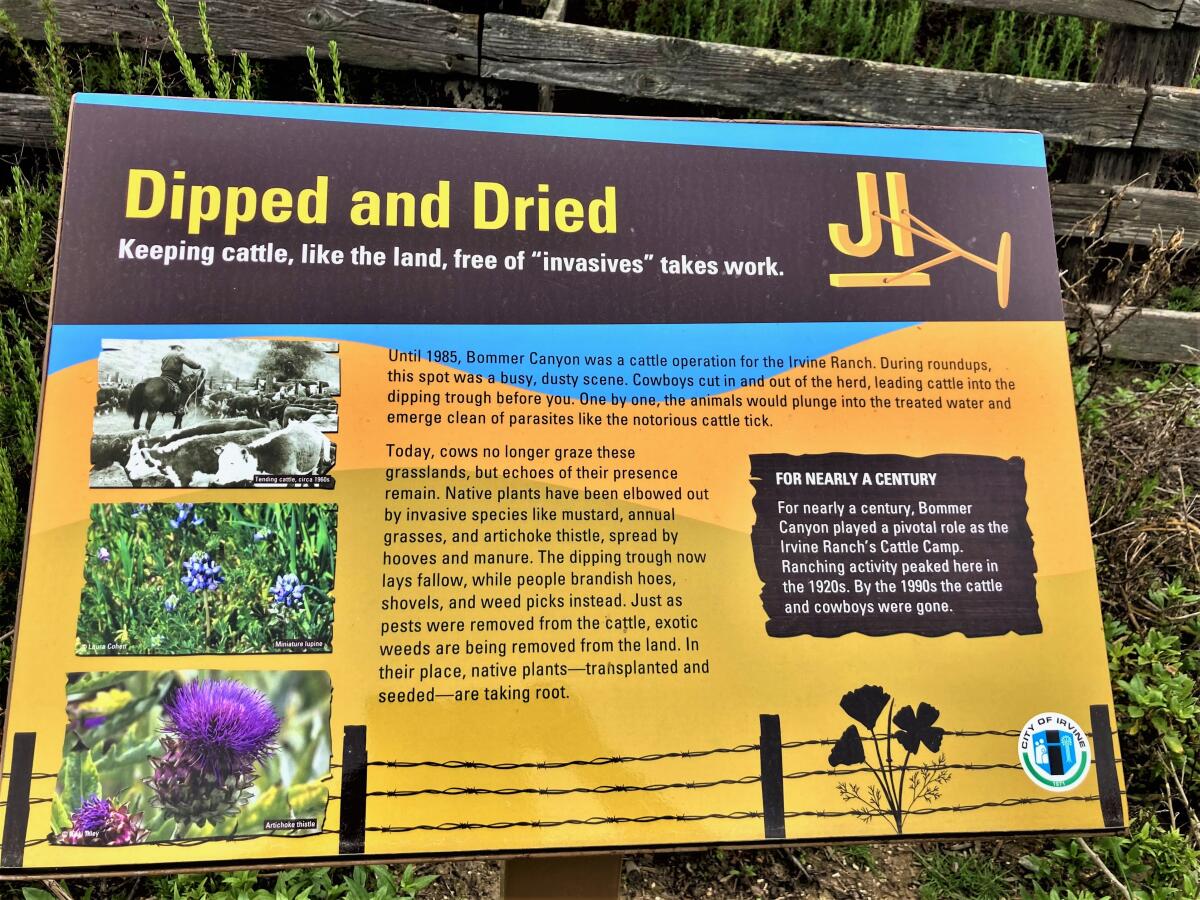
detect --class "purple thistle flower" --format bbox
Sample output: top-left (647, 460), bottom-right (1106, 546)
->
top-left (149, 681), bottom-right (281, 826)
top-left (96, 547), bottom-right (110, 565)
top-left (160, 679), bottom-right (280, 779)
top-left (181, 552), bottom-right (223, 593)
top-left (270, 573), bottom-right (305, 607)
top-left (59, 795), bottom-right (146, 846)
top-left (72, 795), bottom-right (110, 833)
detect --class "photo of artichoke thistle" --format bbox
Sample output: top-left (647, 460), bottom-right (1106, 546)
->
top-left (149, 680), bottom-right (281, 831)
top-left (53, 670), bottom-right (332, 845)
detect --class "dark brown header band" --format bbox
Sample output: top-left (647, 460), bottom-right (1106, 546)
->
top-left (53, 100), bottom-right (1062, 325)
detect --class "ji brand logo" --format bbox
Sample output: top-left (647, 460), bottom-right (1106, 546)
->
top-left (827, 171), bottom-right (1013, 308)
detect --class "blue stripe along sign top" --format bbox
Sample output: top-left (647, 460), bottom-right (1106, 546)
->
top-left (73, 94), bottom-right (1047, 168)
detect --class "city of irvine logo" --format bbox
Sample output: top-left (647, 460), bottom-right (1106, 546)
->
top-left (1018, 712), bottom-right (1091, 792)
top-left (827, 171), bottom-right (1013, 309)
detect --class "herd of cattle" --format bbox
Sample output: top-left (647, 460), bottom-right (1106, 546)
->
top-left (96, 381), bottom-right (338, 429)
top-left (91, 381), bottom-right (337, 487)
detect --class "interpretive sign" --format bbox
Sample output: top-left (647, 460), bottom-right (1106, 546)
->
top-left (0, 95), bottom-right (1124, 876)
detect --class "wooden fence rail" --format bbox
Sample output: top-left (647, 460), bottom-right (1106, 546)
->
top-left (930, 0), bottom-right (1199, 29)
top-left (7, 1), bottom-right (1200, 152)
top-left (1051, 184), bottom-right (1200, 249)
top-left (8, 0), bottom-right (1199, 38)
top-left (1068, 304), bottom-right (1200, 364)
top-left (3, 0), bottom-right (479, 75)
top-left (0, 93), bottom-right (54, 147)
top-left (480, 15), bottom-right (1147, 148)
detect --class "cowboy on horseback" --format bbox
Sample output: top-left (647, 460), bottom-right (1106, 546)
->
top-left (160, 344), bottom-right (203, 406)
top-left (126, 345), bottom-right (206, 432)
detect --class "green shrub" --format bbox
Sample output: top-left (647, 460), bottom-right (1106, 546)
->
top-left (586, 0), bottom-right (1103, 81)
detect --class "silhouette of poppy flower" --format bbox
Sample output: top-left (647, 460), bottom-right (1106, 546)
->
top-left (839, 684), bottom-right (891, 730)
top-left (893, 702), bottom-right (944, 754)
top-left (828, 726), bottom-right (866, 767)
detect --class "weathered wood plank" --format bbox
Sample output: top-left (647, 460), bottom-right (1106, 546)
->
top-left (537, 0), bottom-right (569, 113)
top-left (1070, 26), bottom-right (1200, 182)
top-left (1060, 20), bottom-right (1200, 302)
top-left (1066, 303), bottom-right (1200, 364)
top-left (1139, 85), bottom-right (1200, 153)
top-left (1179, 0), bottom-right (1200, 26)
top-left (930, 0), bottom-right (1181, 30)
top-left (2, 0), bottom-right (478, 75)
top-left (1051, 182), bottom-right (1114, 240)
top-left (542, 0), bottom-right (569, 23)
top-left (481, 16), bottom-right (1145, 147)
top-left (1052, 183), bottom-right (1200, 248)
top-left (0, 92), bottom-right (56, 148)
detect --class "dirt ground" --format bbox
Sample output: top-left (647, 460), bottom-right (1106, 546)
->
top-left (423, 845), bottom-right (928, 899)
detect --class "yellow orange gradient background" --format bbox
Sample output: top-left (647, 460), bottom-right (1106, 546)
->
top-left (0, 321), bottom-right (1124, 872)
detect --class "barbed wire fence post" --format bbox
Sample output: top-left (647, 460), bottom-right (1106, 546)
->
top-left (758, 714), bottom-right (785, 839)
top-left (1, 732), bottom-right (35, 868)
top-left (339, 725), bottom-right (367, 855)
top-left (1090, 705), bottom-right (1124, 828)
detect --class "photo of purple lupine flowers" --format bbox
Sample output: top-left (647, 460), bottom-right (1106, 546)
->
top-left (76, 503), bottom-right (336, 655)
top-left (52, 670), bottom-right (332, 845)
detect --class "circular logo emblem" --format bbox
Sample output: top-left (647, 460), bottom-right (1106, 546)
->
top-left (1018, 712), bottom-right (1090, 792)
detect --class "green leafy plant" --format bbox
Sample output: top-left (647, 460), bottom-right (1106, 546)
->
top-left (1107, 616), bottom-right (1198, 764)
top-left (307, 42), bottom-right (348, 104)
top-left (0, 308), bottom-right (40, 679)
top-left (153, 865), bottom-right (438, 899)
top-left (838, 844), bottom-right (876, 871)
top-left (1023, 822), bottom-right (1200, 899)
top-left (154, 0), bottom-right (253, 100)
top-left (917, 847), bottom-right (1013, 899)
top-left (587, 0), bottom-right (1103, 81)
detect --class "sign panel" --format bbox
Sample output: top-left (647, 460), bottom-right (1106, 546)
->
top-left (0, 95), bottom-right (1124, 876)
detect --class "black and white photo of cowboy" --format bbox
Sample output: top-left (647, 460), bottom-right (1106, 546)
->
top-left (126, 343), bottom-right (206, 430)
top-left (91, 338), bottom-right (340, 489)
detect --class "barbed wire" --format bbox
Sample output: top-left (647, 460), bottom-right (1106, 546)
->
top-left (902, 796), bottom-right (1102, 816)
top-left (368, 774), bottom-right (763, 798)
top-left (363, 795), bottom-right (1104, 834)
top-left (368, 743), bottom-right (762, 771)
top-left (361, 727), bottom-right (1089, 772)
top-left (365, 760), bottom-right (1040, 799)
top-left (23, 829), bottom-right (339, 849)
top-left (367, 811), bottom-right (767, 833)
top-left (784, 762), bottom-right (1025, 780)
